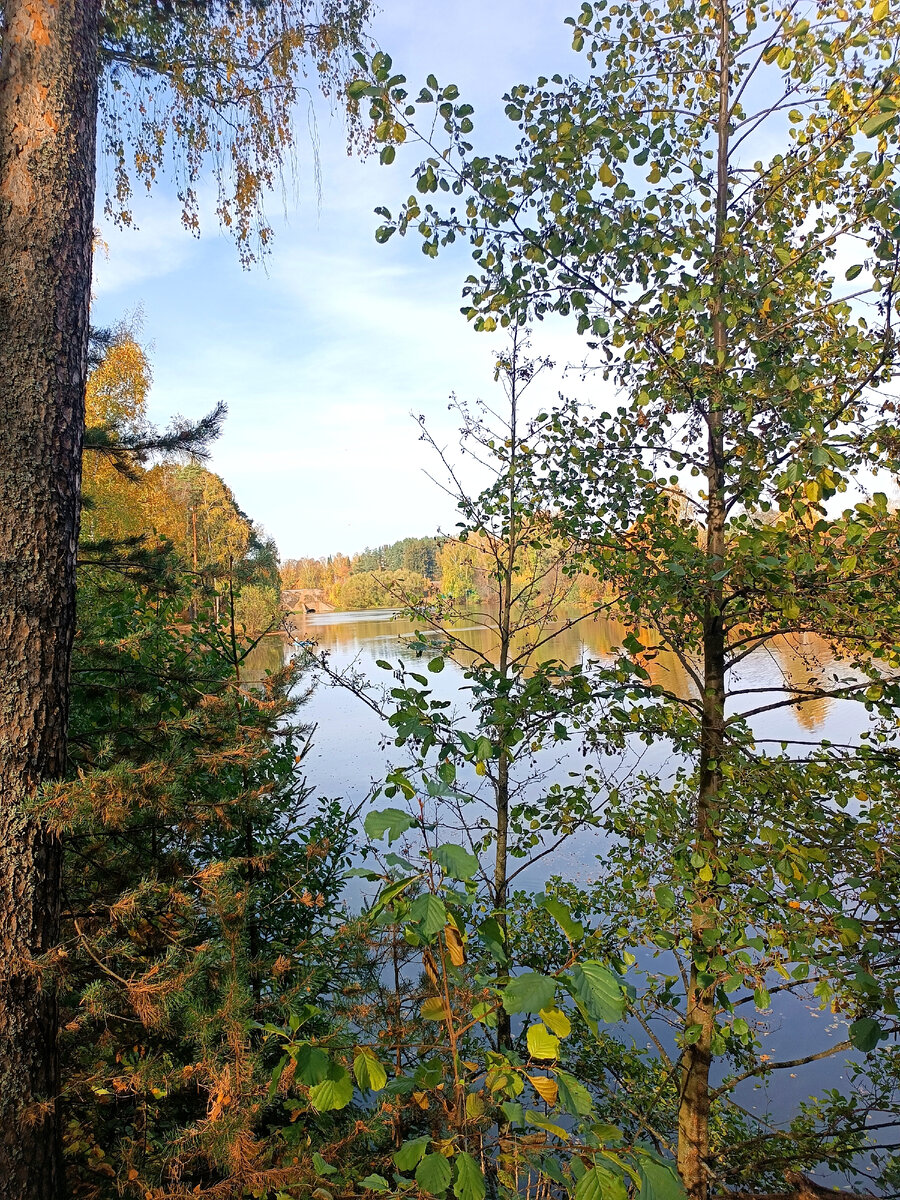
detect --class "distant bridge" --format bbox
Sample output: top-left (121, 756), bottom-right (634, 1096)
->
top-left (282, 588), bottom-right (335, 615)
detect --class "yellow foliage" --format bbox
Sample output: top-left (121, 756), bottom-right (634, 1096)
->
top-left (81, 336), bottom-right (152, 542)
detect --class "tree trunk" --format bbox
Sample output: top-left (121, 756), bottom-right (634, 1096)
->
top-left (0, 1), bottom-right (100, 1194)
top-left (677, 616), bottom-right (725, 1199)
top-left (493, 341), bottom-right (519, 1053)
top-left (677, 4), bottom-right (730, 1196)
top-left (494, 746), bottom-right (512, 1049)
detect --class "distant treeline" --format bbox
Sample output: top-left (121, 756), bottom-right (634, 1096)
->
top-left (281, 533), bottom-right (604, 611)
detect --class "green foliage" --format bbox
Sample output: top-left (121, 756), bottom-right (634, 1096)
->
top-left (233, 581), bottom-right (283, 638)
top-left (334, 566), bottom-right (429, 610)
top-left (353, 2), bottom-right (900, 1188)
top-left (351, 535), bottom-right (443, 579)
top-left (502, 972), bottom-right (557, 1015)
top-left (364, 806), bottom-right (416, 843)
top-left (318, 805), bottom-right (683, 1200)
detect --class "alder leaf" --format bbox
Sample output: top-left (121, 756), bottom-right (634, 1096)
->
top-left (566, 961), bottom-right (626, 1023)
top-left (416, 1152), bottom-right (452, 1196)
top-left (454, 1152), bottom-right (486, 1200)
top-left (309, 1063), bottom-right (354, 1112)
top-left (394, 1136), bottom-right (429, 1171)
top-left (433, 843), bottom-right (479, 879)
top-left (502, 971), bottom-right (557, 1014)
top-left (364, 807), bottom-right (415, 843)
top-left (353, 1048), bottom-right (387, 1092)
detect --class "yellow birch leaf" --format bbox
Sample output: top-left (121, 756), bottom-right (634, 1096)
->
top-left (526, 1023), bottom-right (560, 1060)
top-left (421, 996), bottom-right (449, 1020)
top-left (539, 1007), bottom-right (572, 1038)
top-left (528, 1074), bottom-right (559, 1106)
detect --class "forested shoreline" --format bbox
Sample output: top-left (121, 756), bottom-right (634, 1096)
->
top-left (281, 533), bottom-right (605, 611)
top-left (3, 1), bottom-right (900, 1199)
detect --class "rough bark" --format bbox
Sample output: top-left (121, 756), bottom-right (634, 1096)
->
top-left (0, 0), bottom-right (101, 1194)
top-left (676, 3), bottom-right (731, 1196)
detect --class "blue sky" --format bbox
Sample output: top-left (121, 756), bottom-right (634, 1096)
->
top-left (91, 2), bottom-right (588, 560)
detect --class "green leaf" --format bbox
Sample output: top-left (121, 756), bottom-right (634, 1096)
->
top-left (502, 972), bottom-right (557, 1014)
top-left (359, 1176), bottom-right (389, 1192)
top-left (454, 1152), bottom-right (486, 1200)
top-left (593, 1123), bottom-right (625, 1144)
top-left (639, 1155), bottom-right (686, 1200)
top-left (527, 1110), bottom-right (570, 1139)
top-left (501, 1100), bottom-right (525, 1126)
top-left (575, 1165), bottom-right (627, 1200)
top-left (477, 917), bottom-right (508, 963)
top-left (540, 1006), bottom-right (571, 1037)
top-left (417, 1152), bottom-right (452, 1195)
top-left (474, 735), bottom-right (493, 762)
top-left (541, 895), bottom-right (585, 941)
top-left (294, 1045), bottom-right (329, 1085)
top-left (526, 1022), bottom-right (560, 1060)
top-left (541, 1155), bottom-right (567, 1184)
top-left (556, 1069), bottom-right (593, 1116)
top-left (421, 996), bottom-right (449, 1020)
top-left (313, 1152), bottom-right (337, 1176)
top-left (364, 807), bottom-right (415, 843)
top-left (309, 1062), bottom-right (354, 1112)
top-left (862, 109), bottom-right (898, 137)
top-left (369, 875), bottom-right (420, 922)
top-left (849, 1016), bottom-right (882, 1051)
top-left (845, 263), bottom-right (864, 281)
top-left (433, 842), bottom-right (479, 879)
top-left (428, 656), bottom-right (445, 672)
top-left (394, 1136), bottom-right (430, 1171)
top-left (566, 962), bottom-right (626, 1023)
top-left (754, 986), bottom-right (771, 1010)
top-left (409, 893), bottom-right (447, 939)
top-left (353, 1048), bottom-right (388, 1092)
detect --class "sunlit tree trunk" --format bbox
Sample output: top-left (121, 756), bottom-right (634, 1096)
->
top-left (676, 4), bottom-right (730, 1196)
top-left (0, 0), bottom-right (100, 1193)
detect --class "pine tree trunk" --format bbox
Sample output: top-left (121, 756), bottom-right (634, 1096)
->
top-left (0, 1), bottom-right (100, 1194)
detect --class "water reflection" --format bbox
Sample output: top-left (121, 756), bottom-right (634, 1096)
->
top-left (241, 634), bottom-right (288, 683)
top-left (269, 608), bottom-right (857, 738)
top-left (240, 606), bottom-right (872, 854)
